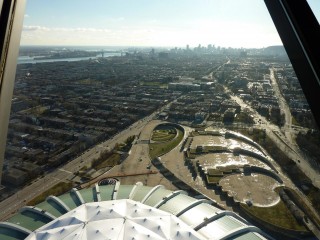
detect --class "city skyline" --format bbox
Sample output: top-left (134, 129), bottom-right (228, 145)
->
top-left (21, 0), bottom-right (320, 48)
top-left (19, 0), bottom-right (300, 48)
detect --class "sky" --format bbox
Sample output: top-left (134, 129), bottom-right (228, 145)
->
top-left (21, 0), bottom-right (320, 48)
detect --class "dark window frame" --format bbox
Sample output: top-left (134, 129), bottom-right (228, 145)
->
top-left (264, 0), bottom-right (320, 129)
top-left (0, 0), bottom-right (26, 181)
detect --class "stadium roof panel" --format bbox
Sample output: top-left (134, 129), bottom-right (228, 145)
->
top-left (0, 183), bottom-right (272, 240)
top-left (25, 199), bottom-right (206, 240)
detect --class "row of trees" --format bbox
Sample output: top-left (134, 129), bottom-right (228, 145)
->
top-left (91, 135), bottom-right (135, 169)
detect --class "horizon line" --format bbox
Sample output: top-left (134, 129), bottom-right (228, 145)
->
top-left (19, 44), bottom-right (284, 49)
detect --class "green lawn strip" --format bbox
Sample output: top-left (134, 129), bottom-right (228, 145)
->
top-left (286, 187), bottom-right (320, 226)
top-left (307, 187), bottom-right (320, 221)
top-left (238, 128), bottom-right (320, 217)
top-left (139, 81), bottom-right (168, 88)
top-left (27, 182), bottom-right (73, 206)
top-left (151, 130), bottom-right (176, 142)
top-left (206, 176), bottom-right (222, 184)
top-left (155, 131), bottom-right (172, 136)
top-left (241, 201), bottom-right (307, 231)
top-left (152, 132), bottom-right (171, 138)
top-left (152, 134), bottom-right (175, 142)
top-left (93, 153), bottom-right (121, 170)
top-left (291, 116), bottom-right (299, 126)
top-left (153, 132), bottom-right (167, 137)
top-left (149, 129), bottom-right (184, 159)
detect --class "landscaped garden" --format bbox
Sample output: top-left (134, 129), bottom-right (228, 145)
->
top-left (151, 125), bottom-right (177, 142)
top-left (240, 200), bottom-right (307, 232)
top-left (27, 182), bottom-right (73, 206)
top-left (149, 124), bottom-right (184, 159)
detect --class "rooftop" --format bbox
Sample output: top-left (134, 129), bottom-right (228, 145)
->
top-left (0, 182), bottom-right (270, 240)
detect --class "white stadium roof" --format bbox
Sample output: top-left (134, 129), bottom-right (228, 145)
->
top-left (1, 183), bottom-right (271, 240)
top-left (26, 199), bottom-right (205, 240)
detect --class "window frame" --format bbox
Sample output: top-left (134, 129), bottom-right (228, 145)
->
top-left (264, 0), bottom-right (320, 128)
top-left (0, 0), bottom-right (26, 181)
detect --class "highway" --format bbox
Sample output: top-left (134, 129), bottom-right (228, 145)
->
top-left (226, 81), bottom-right (320, 189)
top-left (269, 68), bottom-right (293, 144)
top-left (205, 57), bottom-right (320, 189)
top-left (0, 101), bottom-right (174, 221)
top-left (203, 59), bottom-right (319, 189)
top-left (224, 81), bottom-right (320, 236)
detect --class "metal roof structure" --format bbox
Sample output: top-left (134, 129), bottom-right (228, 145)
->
top-left (26, 199), bottom-right (205, 240)
top-left (0, 182), bottom-right (271, 240)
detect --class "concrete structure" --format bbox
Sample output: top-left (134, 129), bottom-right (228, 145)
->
top-left (184, 129), bottom-right (283, 206)
top-left (0, 182), bottom-right (271, 240)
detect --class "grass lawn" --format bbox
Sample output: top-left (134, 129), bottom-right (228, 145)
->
top-left (151, 129), bottom-right (177, 142)
top-left (288, 187), bottom-right (320, 226)
top-left (239, 128), bottom-right (320, 217)
top-left (306, 187), bottom-right (320, 221)
top-left (94, 153), bottom-right (121, 170)
top-left (149, 128), bottom-right (184, 159)
top-left (139, 81), bottom-right (168, 88)
top-left (241, 200), bottom-right (307, 231)
top-left (207, 176), bottom-right (222, 184)
top-left (291, 116), bottom-right (299, 126)
top-left (27, 182), bottom-right (73, 206)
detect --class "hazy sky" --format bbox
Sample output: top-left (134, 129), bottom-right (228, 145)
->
top-left (21, 0), bottom-right (320, 48)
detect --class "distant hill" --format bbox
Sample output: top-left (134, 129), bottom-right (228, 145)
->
top-left (263, 45), bottom-right (287, 56)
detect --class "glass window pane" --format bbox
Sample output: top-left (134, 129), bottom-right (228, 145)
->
top-left (307, 0), bottom-right (320, 24)
top-left (1, 2), bottom-right (319, 240)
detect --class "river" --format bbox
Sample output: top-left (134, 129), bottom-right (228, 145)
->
top-left (17, 52), bottom-right (122, 64)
